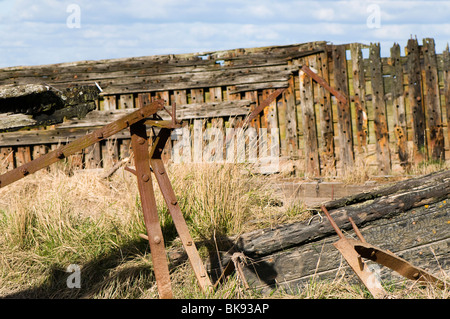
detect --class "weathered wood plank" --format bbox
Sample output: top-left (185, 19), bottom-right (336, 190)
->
top-left (229, 169), bottom-right (450, 258)
top-left (369, 43), bottom-right (391, 174)
top-left (331, 45), bottom-right (354, 172)
top-left (422, 38), bottom-right (445, 161)
top-left (235, 199), bottom-right (449, 291)
top-left (407, 38), bottom-right (427, 163)
top-left (283, 76), bottom-right (298, 158)
top-left (119, 94), bottom-right (134, 109)
top-left (316, 51), bottom-right (335, 175)
top-left (390, 43), bottom-right (409, 168)
top-left (444, 45), bottom-right (450, 148)
top-left (350, 43), bottom-right (368, 152)
top-left (299, 61), bottom-right (320, 177)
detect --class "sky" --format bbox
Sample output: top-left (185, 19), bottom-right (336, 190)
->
top-left (0, 0), bottom-right (449, 68)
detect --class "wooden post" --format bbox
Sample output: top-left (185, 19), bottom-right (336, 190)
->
top-left (350, 43), bottom-right (368, 153)
top-left (299, 61), bottom-right (320, 177)
top-left (331, 45), bottom-right (354, 172)
top-left (369, 42), bottom-right (391, 175)
top-left (422, 38), bottom-right (445, 161)
top-left (390, 43), bottom-right (409, 168)
top-left (407, 38), bottom-right (426, 163)
top-left (283, 76), bottom-right (299, 158)
top-left (444, 44), bottom-right (450, 151)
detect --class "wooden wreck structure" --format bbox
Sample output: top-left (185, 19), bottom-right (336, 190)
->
top-left (0, 38), bottom-right (449, 295)
top-left (1, 38), bottom-right (450, 177)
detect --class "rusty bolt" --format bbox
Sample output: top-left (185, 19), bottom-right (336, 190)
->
top-left (154, 236), bottom-right (161, 244)
top-left (142, 174), bottom-right (150, 182)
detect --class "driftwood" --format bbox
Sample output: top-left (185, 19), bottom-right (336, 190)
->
top-left (0, 84), bottom-right (99, 132)
top-left (207, 170), bottom-right (450, 291)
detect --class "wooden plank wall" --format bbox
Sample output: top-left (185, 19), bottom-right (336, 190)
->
top-left (1, 38), bottom-right (450, 177)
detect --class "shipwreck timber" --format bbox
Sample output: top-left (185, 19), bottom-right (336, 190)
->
top-left (210, 170), bottom-right (450, 293)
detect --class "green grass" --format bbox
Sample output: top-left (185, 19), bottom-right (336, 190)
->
top-left (0, 163), bottom-right (447, 299)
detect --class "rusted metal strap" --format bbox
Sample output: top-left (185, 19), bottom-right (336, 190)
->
top-left (353, 240), bottom-right (445, 287)
top-left (0, 99), bottom-right (164, 189)
top-left (301, 65), bottom-right (347, 105)
top-left (320, 205), bottom-right (446, 297)
top-left (242, 88), bottom-right (285, 128)
top-left (150, 128), bottom-right (213, 293)
top-left (130, 122), bottom-right (173, 299)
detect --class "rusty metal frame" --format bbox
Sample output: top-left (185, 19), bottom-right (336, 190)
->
top-left (0, 98), bottom-right (213, 299)
top-left (301, 65), bottom-right (348, 105)
top-left (320, 205), bottom-right (445, 298)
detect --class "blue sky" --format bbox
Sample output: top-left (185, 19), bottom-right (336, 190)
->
top-left (0, 0), bottom-right (449, 68)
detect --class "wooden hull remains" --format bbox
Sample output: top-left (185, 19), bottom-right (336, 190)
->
top-left (211, 170), bottom-right (450, 293)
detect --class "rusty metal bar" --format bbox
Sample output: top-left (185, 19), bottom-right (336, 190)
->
top-left (321, 206), bottom-right (447, 297)
top-left (149, 128), bottom-right (213, 293)
top-left (320, 205), bottom-right (345, 239)
top-left (130, 122), bottom-right (173, 299)
top-left (348, 217), bottom-right (366, 243)
top-left (301, 65), bottom-right (347, 104)
top-left (0, 99), bottom-right (164, 189)
top-left (242, 88), bottom-right (285, 128)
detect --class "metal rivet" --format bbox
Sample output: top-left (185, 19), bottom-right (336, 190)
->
top-left (154, 236), bottom-right (161, 244)
top-left (142, 174), bottom-right (150, 182)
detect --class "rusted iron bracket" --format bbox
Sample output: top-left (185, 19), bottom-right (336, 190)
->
top-left (242, 88), bottom-right (286, 128)
top-left (0, 98), bottom-right (213, 299)
top-left (301, 65), bottom-right (347, 105)
top-left (320, 206), bottom-right (446, 298)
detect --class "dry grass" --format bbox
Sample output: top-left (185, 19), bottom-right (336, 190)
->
top-left (0, 160), bottom-right (448, 299)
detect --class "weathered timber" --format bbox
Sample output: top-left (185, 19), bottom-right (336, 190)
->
top-left (390, 43), bottom-right (409, 168)
top-left (299, 58), bottom-right (320, 176)
top-left (407, 39), bottom-right (427, 163)
top-left (350, 43), bottom-right (368, 152)
top-left (331, 45), bottom-right (354, 171)
top-left (0, 84), bottom-right (99, 131)
top-left (422, 38), bottom-right (445, 161)
top-left (231, 198), bottom-right (449, 292)
top-left (316, 51), bottom-right (335, 175)
top-left (369, 43), bottom-right (391, 174)
top-left (444, 45), bottom-right (450, 147)
top-left (203, 170), bottom-right (450, 292)
top-left (229, 169), bottom-right (450, 257)
top-left (0, 43), bottom-right (326, 95)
